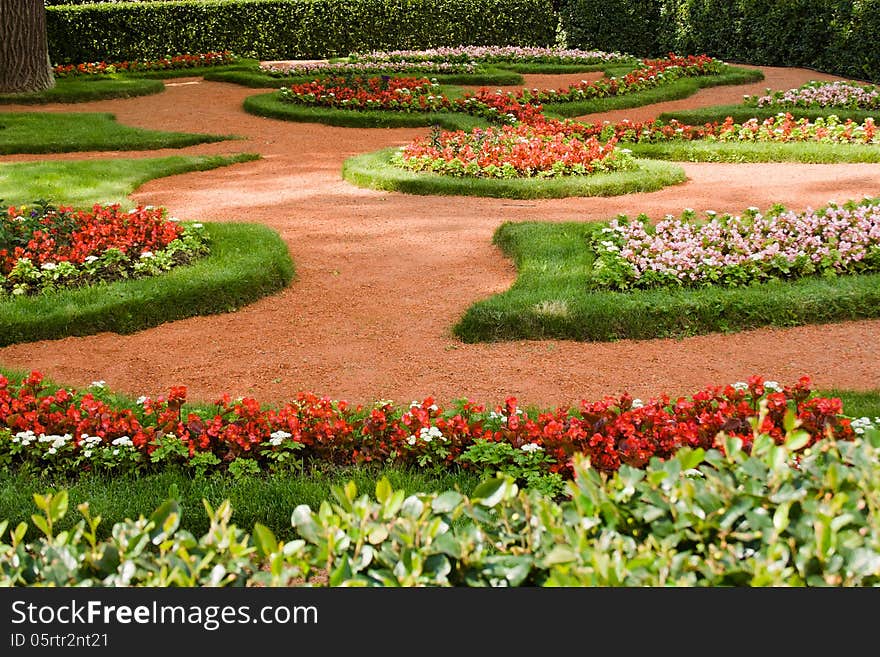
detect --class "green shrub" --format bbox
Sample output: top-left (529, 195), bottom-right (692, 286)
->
top-left (46, 0), bottom-right (557, 63)
top-left (4, 425), bottom-right (878, 586)
top-left (559, 0), bottom-right (880, 82)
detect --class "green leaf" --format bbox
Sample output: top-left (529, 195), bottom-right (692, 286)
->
top-left (678, 447), bottom-right (706, 471)
top-left (253, 522), bottom-right (278, 559)
top-left (30, 514), bottom-right (50, 538)
top-left (472, 477), bottom-right (514, 508)
top-left (148, 499), bottom-right (180, 545)
top-left (431, 491), bottom-right (464, 514)
top-left (367, 525), bottom-right (388, 545)
top-left (375, 477), bottom-right (392, 504)
top-left (329, 555), bottom-right (353, 586)
top-left (32, 492), bottom-right (50, 513)
top-left (291, 505), bottom-right (320, 544)
top-left (543, 546), bottom-right (577, 566)
top-left (382, 490), bottom-right (406, 519)
top-left (785, 430), bottom-right (811, 452)
top-left (773, 501), bottom-right (792, 533)
top-left (783, 409), bottom-right (798, 433)
top-left (13, 522), bottom-right (27, 545)
top-left (48, 491), bottom-right (68, 523)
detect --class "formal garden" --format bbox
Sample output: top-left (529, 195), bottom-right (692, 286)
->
top-left (0, 0), bottom-right (878, 586)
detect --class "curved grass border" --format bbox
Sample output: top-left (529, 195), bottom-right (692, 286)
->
top-left (0, 78), bottom-right (164, 105)
top-left (243, 90), bottom-right (489, 130)
top-left (454, 220), bottom-right (880, 343)
top-left (543, 65), bottom-right (765, 118)
top-left (206, 67), bottom-right (523, 88)
top-left (0, 222), bottom-right (294, 347)
top-left (626, 140), bottom-right (880, 163)
top-left (341, 148), bottom-right (686, 199)
top-left (658, 104), bottom-right (880, 125)
top-left (0, 111), bottom-right (234, 155)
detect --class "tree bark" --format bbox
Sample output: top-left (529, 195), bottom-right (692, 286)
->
top-left (0, 0), bottom-right (55, 93)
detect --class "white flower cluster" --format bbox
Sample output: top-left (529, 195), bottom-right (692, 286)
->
top-left (269, 430), bottom-right (292, 446)
top-left (407, 425), bottom-right (446, 445)
top-left (851, 417), bottom-right (880, 435)
top-left (520, 443), bottom-right (543, 453)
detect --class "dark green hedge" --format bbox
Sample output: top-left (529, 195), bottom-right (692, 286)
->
top-left (46, 0), bottom-right (557, 63)
top-left (560, 0), bottom-right (880, 82)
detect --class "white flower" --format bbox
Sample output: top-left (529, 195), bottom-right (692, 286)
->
top-left (168, 216), bottom-right (180, 223)
top-left (83, 435), bottom-right (103, 446)
top-left (631, 398), bottom-right (644, 409)
top-left (192, 223), bottom-right (203, 229)
top-left (112, 449), bottom-right (120, 456)
top-left (139, 251), bottom-right (154, 259)
top-left (83, 449), bottom-right (93, 458)
top-left (407, 435), bottom-right (417, 445)
top-left (269, 430), bottom-right (291, 446)
top-left (420, 426), bottom-right (444, 443)
top-left (732, 381), bottom-right (749, 391)
top-left (13, 430), bottom-right (35, 446)
top-left (764, 381), bottom-right (782, 392)
top-left (520, 443), bottom-right (543, 453)
top-left (136, 396), bottom-right (149, 405)
top-left (41, 262), bottom-right (57, 271)
top-left (84, 255), bottom-right (99, 264)
top-left (90, 380), bottom-right (106, 389)
top-left (111, 436), bottom-right (133, 447)
top-left (46, 447), bottom-right (57, 456)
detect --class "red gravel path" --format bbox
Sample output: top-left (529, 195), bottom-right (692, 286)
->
top-left (1, 65), bottom-right (879, 407)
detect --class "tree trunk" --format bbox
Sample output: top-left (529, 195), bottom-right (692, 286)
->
top-left (0, 0), bottom-right (55, 93)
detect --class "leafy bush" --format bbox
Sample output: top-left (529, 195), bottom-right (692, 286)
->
top-left (559, 0), bottom-right (880, 82)
top-left (4, 423), bottom-right (879, 586)
top-left (46, 0), bottom-right (557, 63)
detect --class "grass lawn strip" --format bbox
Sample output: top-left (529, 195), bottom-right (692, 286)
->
top-left (0, 222), bottom-right (294, 346)
top-left (0, 153), bottom-right (259, 208)
top-left (0, 78), bottom-right (165, 104)
top-left (243, 90), bottom-right (489, 130)
top-left (625, 140), bottom-right (880, 163)
top-left (342, 148), bottom-right (685, 199)
top-left (454, 221), bottom-right (880, 342)
top-left (0, 112), bottom-right (235, 154)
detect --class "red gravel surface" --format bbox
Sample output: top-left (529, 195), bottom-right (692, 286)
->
top-left (1, 65), bottom-right (879, 406)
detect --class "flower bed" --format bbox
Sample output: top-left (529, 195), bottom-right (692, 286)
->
top-left (514, 54), bottom-right (722, 104)
top-left (586, 113), bottom-right (879, 145)
top-left (53, 51), bottom-right (237, 77)
top-left (591, 199), bottom-right (880, 290)
top-left (0, 373), bottom-right (861, 482)
top-left (262, 60), bottom-right (479, 77)
top-left (393, 124), bottom-right (632, 178)
top-left (1, 203), bottom-right (207, 296)
top-left (745, 81), bottom-right (880, 111)
top-left (352, 46), bottom-right (631, 65)
top-left (278, 76), bottom-right (450, 112)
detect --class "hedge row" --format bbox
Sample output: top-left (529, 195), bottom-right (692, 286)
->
top-left (558, 0), bottom-right (880, 83)
top-left (46, 0), bottom-right (558, 63)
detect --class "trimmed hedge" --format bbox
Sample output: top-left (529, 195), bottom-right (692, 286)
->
top-left (46, 0), bottom-right (557, 63)
top-left (559, 0), bottom-right (880, 83)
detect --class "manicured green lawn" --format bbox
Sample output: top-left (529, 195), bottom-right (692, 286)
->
top-left (625, 140), bottom-right (880, 163)
top-left (0, 77), bottom-right (165, 104)
top-left (0, 467), bottom-right (481, 541)
top-left (0, 112), bottom-right (235, 154)
top-left (0, 153), bottom-right (258, 207)
top-left (243, 88), bottom-right (488, 130)
top-left (0, 222), bottom-right (294, 346)
top-left (342, 148), bottom-right (686, 199)
top-left (454, 221), bottom-right (880, 342)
